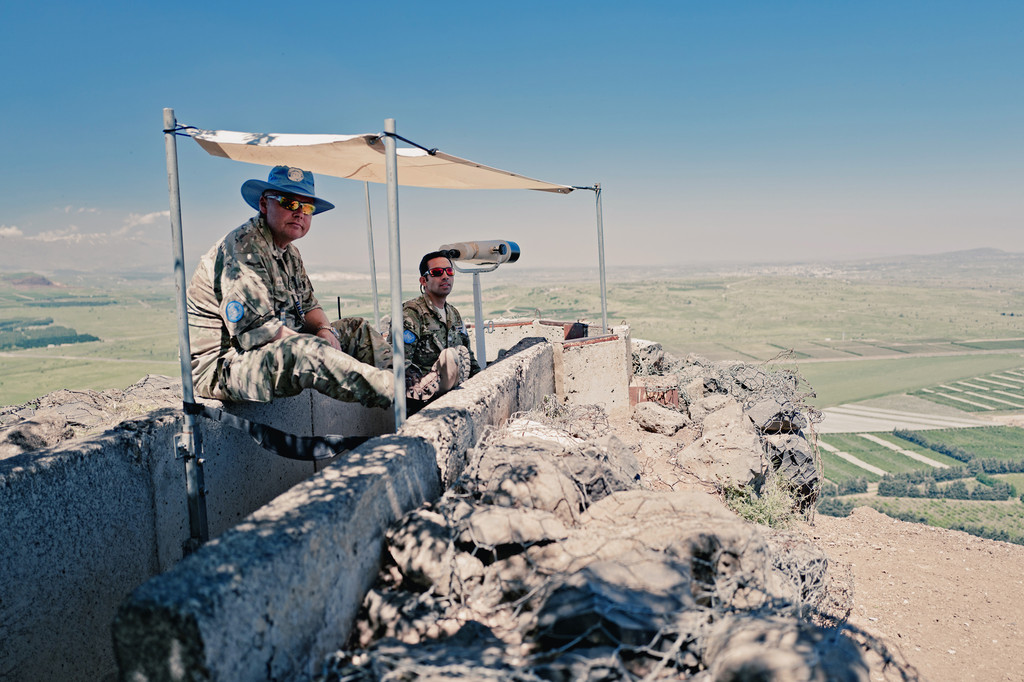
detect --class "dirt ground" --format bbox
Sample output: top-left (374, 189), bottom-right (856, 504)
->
top-left (617, 415), bottom-right (1024, 682)
top-left (800, 507), bottom-right (1024, 682)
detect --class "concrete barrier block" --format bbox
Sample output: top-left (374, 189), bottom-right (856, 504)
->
top-left (400, 341), bottom-right (555, 486)
top-left (0, 389), bottom-right (395, 682)
top-left (468, 319), bottom-right (581, 363)
top-left (559, 333), bottom-right (632, 418)
top-left (310, 393), bottom-right (394, 438)
top-left (0, 412), bottom-right (178, 682)
top-left (113, 435), bottom-right (442, 682)
top-left (197, 394), bottom-right (319, 538)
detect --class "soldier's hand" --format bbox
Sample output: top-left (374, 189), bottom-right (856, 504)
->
top-left (315, 327), bottom-right (342, 351)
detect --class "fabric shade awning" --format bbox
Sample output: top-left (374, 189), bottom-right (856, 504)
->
top-left (186, 128), bottom-right (573, 194)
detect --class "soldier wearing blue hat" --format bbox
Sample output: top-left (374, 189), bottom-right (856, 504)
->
top-left (187, 166), bottom-right (393, 406)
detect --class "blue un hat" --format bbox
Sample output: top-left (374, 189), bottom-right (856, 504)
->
top-left (241, 165), bottom-right (335, 215)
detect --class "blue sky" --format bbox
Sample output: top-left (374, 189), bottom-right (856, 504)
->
top-left (1, 1), bottom-right (1021, 274)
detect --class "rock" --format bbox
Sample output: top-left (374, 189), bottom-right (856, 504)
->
top-left (678, 399), bottom-right (766, 489)
top-left (0, 414), bottom-right (74, 457)
top-left (764, 434), bottom-right (820, 509)
top-left (631, 401), bottom-right (689, 435)
top-left (746, 396), bottom-right (809, 434)
top-left (687, 392), bottom-right (731, 426)
top-left (469, 439), bottom-right (586, 524)
top-left (631, 338), bottom-right (666, 375)
top-left (386, 508), bottom-right (483, 597)
top-left (457, 505), bottom-right (570, 548)
top-left (532, 560), bottom-right (693, 651)
top-left (559, 438), bottom-right (641, 504)
top-left (581, 489), bottom-right (735, 525)
top-left (681, 376), bottom-right (706, 406)
top-left (703, 614), bottom-right (868, 682)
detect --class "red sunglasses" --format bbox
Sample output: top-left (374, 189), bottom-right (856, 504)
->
top-left (424, 267), bottom-right (455, 277)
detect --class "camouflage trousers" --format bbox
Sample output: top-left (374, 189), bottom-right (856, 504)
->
top-left (330, 317), bottom-right (394, 370)
top-left (211, 317), bottom-right (395, 408)
top-left (406, 346), bottom-right (472, 402)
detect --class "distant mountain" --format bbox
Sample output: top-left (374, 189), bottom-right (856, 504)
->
top-left (903, 247), bottom-right (1017, 262)
top-left (0, 273), bottom-right (55, 287)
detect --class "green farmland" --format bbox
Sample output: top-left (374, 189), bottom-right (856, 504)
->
top-left (818, 426), bottom-right (1024, 486)
top-left (843, 494), bottom-right (1024, 544)
top-left (797, 356), bottom-right (1024, 408)
top-left (819, 426), bottom-right (1024, 544)
top-left (0, 274), bottom-right (180, 404)
top-left (3, 255), bottom-right (1023, 543)
top-left (4, 252), bottom-right (1024, 404)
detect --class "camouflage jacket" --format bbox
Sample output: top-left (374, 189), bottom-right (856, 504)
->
top-left (186, 216), bottom-right (320, 395)
top-left (401, 294), bottom-right (480, 378)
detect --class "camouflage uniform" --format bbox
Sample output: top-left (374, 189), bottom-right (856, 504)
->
top-left (186, 216), bottom-right (393, 406)
top-left (401, 294), bottom-right (481, 383)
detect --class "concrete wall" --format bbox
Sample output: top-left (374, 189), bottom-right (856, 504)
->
top-left (401, 339), bottom-right (556, 486)
top-left (112, 341), bottom-right (557, 681)
top-left (113, 434), bottom-right (442, 682)
top-left (0, 393), bottom-right (391, 682)
top-left (1, 411), bottom-right (177, 682)
top-left (1, 326), bottom-right (628, 682)
top-left (468, 318), bottom-right (588, 363)
top-left (557, 329), bottom-right (634, 419)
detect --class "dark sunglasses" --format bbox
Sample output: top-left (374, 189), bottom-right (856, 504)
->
top-left (424, 267), bottom-right (455, 277)
top-left (266, 194), bottom-right (316, 216)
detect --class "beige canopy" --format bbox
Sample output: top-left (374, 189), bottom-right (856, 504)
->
top-left (187, 128), bottom-right (574, 193)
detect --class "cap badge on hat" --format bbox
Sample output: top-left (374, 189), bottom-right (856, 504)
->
top-left (286, 167), bottom-right (304, 182)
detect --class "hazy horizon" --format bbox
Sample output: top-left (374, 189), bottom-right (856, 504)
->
top-left (3, 246), bottom-right (1021, 288)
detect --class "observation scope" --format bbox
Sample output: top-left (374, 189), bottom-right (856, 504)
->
top-left (438, 240), bottom-right (520, 267)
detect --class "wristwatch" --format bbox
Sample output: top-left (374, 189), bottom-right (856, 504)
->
top-left (316, 324), bottom-right (341, 340)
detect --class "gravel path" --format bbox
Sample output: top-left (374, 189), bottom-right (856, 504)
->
top-left (801, 507), bottom-right (1024, 682)
top-left (818, 404), bottom-right (991, 433)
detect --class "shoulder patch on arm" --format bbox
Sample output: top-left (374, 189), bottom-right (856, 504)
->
top-left (225, 300), bottom-right (245, 323)
top-left (403, 329), bottom-right (418, 344)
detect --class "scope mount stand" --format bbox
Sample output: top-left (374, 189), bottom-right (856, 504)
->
top-left (451, 262), bottom-right (500, 370)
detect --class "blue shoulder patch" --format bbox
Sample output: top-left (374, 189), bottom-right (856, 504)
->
top-left (225, 300), bottom-right (245, 323)
top-left (403, 329), bottom-right (418, 344)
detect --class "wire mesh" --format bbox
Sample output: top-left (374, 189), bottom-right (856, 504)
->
top-left (317, 347), bottom-right (918, 681)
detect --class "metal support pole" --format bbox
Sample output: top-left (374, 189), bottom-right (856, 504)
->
top-left (364, 181), bottom-right (381, 329)
top-left (472, 272), bottom-right (487, 370)
top-left (384, 119), bottom-right (407, 427)
top-left (595, 183), bottom-right (608, 334)
top-left (163, 107), bottom-right (208, 552)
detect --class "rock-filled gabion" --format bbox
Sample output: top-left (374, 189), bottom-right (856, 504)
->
top-left (634, 347), bottom-right (824, 510)
top-left (316, 347), bottom-right (916, 681)
top-left (320, 453), bottom-right (864, 676)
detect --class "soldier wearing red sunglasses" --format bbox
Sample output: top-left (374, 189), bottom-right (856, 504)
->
top-left (399, 251), bottom-right (480, 406)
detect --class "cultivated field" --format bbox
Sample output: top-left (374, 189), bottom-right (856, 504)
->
top-left (3, 252), bottom-right (1024, 409)
top-left (3, 251), bottom-right (1023, 542)
top-left (818, 425), bottom-right (1024, 543)
top-left (3, 252), bottom-right (1023, 400)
